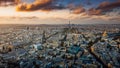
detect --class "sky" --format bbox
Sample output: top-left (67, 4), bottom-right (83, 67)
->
top-left (0, 0), bottom-right (120, 24)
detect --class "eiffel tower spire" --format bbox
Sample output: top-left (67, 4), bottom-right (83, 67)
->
top-left (69, 20), bottom-right (71, 29)
top-left (42, 30), bottom-right (46, 44)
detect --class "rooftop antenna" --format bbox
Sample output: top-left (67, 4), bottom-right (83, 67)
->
top-left (69, 20), bottom-right (71, 29)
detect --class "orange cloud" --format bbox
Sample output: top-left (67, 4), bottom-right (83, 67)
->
top-left (88, 8), bottom-right (102, 15)
top-left (98, 1), bottom-right (110, 8)
top-left (16, 0), bottom-right (54, 11)
top-left (97, 1), bottom-right (120, 10)
top-left (72, 6), bottom-right (85, 14)
top-left (15, 0), bottom-right (21, 4)
top-left (88, 1), bottom-right (120, 15)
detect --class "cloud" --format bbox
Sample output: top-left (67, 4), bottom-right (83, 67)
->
top-left (97, 1), bottom-right (120, 11)
top-left (88, 8), bottom-right (102, 15)
top-left (0, 0), bottom-right (14, 2)
top-left (68, 1), bottom-right (120, 15)
top-left (66, 4), bottom-right (86, 14)
top-left (88, 1), bottom-right (120, 15)
top-left (16, 0), bottom-right (65, 11)
top-left (16, 0), bottom-right (87, 13)
top-left (0, 0), bottom-right (16, 6)
top-left (0, 0), bottom-right (21, 4)
top-left (16, 0), bottom-right (52, 11)
top-left (71, 6), bottom-right (85, 14)
top-left (15, 0), bottom-right (21, 4)
top-left (97, 1), bottom-right (110, 9)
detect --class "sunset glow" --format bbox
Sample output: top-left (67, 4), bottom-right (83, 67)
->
top-left (0, 0), bottom-right (120, 24)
